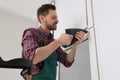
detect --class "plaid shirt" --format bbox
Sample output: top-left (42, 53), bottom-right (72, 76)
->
top-left (21, 26), bottom-right (74, 76)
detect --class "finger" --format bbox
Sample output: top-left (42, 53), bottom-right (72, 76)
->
top-left (69, 35), bottom-right (73, 39)
top-left (66, 34), bottom-right (73, 41)
top-left (76, 32), bottom-right (85, 36)
top-left (75, 34), bottom-right (84, 40)
top-left (77, 32), bottom-right (86, 38)
top-left (75, 36), bottom-right (83, 41)
top-left (69, 36), bottom-right (73, 41)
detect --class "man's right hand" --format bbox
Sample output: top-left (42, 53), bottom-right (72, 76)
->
top-left (57, 34), bottom-right (73, 46)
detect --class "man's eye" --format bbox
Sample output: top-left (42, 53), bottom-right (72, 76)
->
top-left (52, 17), bottom-right (56, 19)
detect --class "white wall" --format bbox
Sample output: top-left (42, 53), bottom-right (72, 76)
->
top-left (0, 10), bottom-right (38, 80)
top-left (55, 0), bottom-right (91, 80)
top-left (0, 0), bottom-right (53, 20)
top-left (55, 0), bottom-right (87, 39)
top-left (93, 0), bottom-right (120, 80)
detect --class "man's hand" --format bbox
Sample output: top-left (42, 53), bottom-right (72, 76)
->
top-left (57, 34), bottom-right (73, 46)
top-left (73, 31), bottom-right (86, 46)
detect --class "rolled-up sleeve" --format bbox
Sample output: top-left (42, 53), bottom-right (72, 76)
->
top-left (21, 29), bottom-right (45, 75)
top-left (21, 29), bottom-right (40, 61)
top-left (57, 47), bottom-right (74, 67)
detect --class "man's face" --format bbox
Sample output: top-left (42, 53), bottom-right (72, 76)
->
top-left (43, 10), bottom-right (59, 30)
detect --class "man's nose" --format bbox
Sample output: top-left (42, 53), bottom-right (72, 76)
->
top-left (56, 19), bottom-right (59, 24)
top-left (56, 21), bottom-right (59, 24)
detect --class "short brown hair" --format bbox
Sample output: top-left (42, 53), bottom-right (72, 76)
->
top-left (37, 4), bottom-right (56, 23)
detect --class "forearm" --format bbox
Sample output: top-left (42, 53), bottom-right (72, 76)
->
top-left (67, 44), bottom-right (78, 62)
top-left (33, 40), bottom-right (61, 64)
top-left (67, 31), bottom-right (86, 62)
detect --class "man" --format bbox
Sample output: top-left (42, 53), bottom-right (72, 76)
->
top-left (21, 4), bottom-right (86, 80)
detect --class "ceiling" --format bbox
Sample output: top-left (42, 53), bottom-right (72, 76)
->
top-left (0, 0), bottom-right (54, 21)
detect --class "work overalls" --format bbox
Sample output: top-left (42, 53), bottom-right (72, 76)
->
top-left (23, 28), bottom-right (58, 80)
top-left (32, 33), bottom-right (58, 80)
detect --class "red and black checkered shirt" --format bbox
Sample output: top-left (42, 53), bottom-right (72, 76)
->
top-left (21, 26), bottom-right (74, 76)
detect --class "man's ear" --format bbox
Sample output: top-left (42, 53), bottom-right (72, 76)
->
top-left (39, 15), bottom-right (45, 23)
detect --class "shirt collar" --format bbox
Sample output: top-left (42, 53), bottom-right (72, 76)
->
top-left (39, 26), bottom-right (53, 39)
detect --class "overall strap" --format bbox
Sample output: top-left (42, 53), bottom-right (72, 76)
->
top-left (25, 28), bottom-right (57, 80)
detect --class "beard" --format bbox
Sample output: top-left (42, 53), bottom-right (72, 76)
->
top-left (45, 21), bottom-right (57, 30)
top-left (46, 24), bottom-right (57, 30)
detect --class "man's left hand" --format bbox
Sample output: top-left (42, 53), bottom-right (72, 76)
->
top-left (73, 31), bottom-right (86, 46)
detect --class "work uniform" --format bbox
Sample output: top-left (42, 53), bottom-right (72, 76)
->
top-left (21, 26), bottom-right (74, 80)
